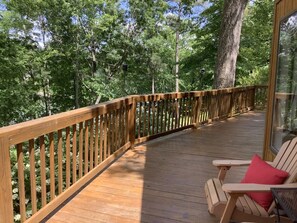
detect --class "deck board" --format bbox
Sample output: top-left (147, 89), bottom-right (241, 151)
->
top-left (45, 112), bottom-right (265, 223)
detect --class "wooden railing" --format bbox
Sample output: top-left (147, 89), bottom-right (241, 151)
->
top-left (0, 85), bottom-right (267, 223)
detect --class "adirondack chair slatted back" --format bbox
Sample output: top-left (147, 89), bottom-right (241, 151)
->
top-left (267, 137), bottom-right (297, 214)
top-left (272, 137), bottom-right (297, 183)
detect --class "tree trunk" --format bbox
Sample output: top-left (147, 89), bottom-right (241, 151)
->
top-left (175, 2), bottom-right (182, 93)
top-left (74, 33), bottom-right (80, 109)
top-left (213, 0), bottom-right (249, 89)
top-left (152, 71), bottom-right (155, 94)
top-left (175, 28), bottom-right (179, 92)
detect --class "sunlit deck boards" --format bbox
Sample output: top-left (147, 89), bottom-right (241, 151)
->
top-left (44, 112), bottom-right (265, 223)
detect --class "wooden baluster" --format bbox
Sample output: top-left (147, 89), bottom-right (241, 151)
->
top-left (160, 100), bottom-right (164, 133)
top-left (209, 94), bottom-right (213, 121)
top-left (84, 120), bottom-right (89, 174)
top-left (107, 113), bottom-right (111, 157)
top-left (215, 93), bottom-right (218, 120)
top-left (152, 99), bottom-right (156, 135)
top-left (163, 99), bottom-right (168, 132)
top-left (167, 99), bottom-right (171, 131)
top-left (17, 143), bottom-right (26, 222)
top-left (78, 122), bottom-right (83, 179)
top-left (156, 100), bottom-right (160, 134)
top-left (182, 98), bottom-right (187, 126)
top-left (143, 102), bottom-right (147, 137)
top-left (65, 127), bottom-right (70, 189)
top-left (115, 109), bottom-right (119, 150)
top-left (138, 102), bottom-right (142, 138)
top-left (167, 99), bottom-right (172, 131)
top-left (228, 93), bottom-right (232, 116)
top-left (228, 92), bottom-right (234, 117)
top-left (58, 130), bottom-right (63, 194)
top-left (148, 101), bottom-right (151, 136)
top-left (181, 98), bottom-right (187, 127)
top-left (216, 93), bottom-right (220, 119)
top-left (49, 133), bottom-right (55, 201)
top-left (72, 125), bottom-right (77, 184)
top-left (186, 97), bottom-right (190, 125)
top-left (175, 98), bottom-right (179, 128)
top-left (104, 114), bottom-right (108, 160)
top-left (117, 109), bottom-right (120, 149)
top-left (188, 96), bottom-right (193, 125)
top-left (125, 105), bottom-right (129, 145)
top-left (112, 111), bottom-right (115, 153)
top-left (94, 116), bottom-right (99, 167)
top-left (120, 107), bottom-right (123, 146)
top-left (166, 99), bottom-right (170, 131)
top-left (171, 99), bottom-right (175, 130)
top-left (121, 107), bottom-right (124, 144)
top-left (192, 96), bottom-right (199, 127)
top-left (174, 98), bottom-right (178, 129)
top-left (185, 97), bottom-right (189, 126)
top-left (200, 96), bottom-right (204, 122)
top-left (29, 139), bottom-right (37, 214)
top-left (198, 96), bottom-right (203, 124)
top-left (89, 119), bottom-right (94, 170)
top-left (99, 115), bottom-right (103, 163)
top-left (251, 87), bottom-right (254, 108)
top-left (39, 135), bottom-right (47, 207)
top-left (129, 98), bottom-right (136, 148)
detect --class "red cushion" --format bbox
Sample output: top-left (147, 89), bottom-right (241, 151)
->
top-left (241, 154), bottom-right (289, 210)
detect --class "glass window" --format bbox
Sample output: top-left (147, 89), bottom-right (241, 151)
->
top-left (271, 11), bottom-right (297, 152)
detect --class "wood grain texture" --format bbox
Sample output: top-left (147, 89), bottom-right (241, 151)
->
top-left (17, 144), bottom-right (26, 222)
top-left (45, 112), bottom-right (265, 223)
top-left (29, 139), bottom-right (37, 214)
top-left (0, 138), bottom-right (13, 223)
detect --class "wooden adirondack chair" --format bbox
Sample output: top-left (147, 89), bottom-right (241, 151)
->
top-left (205, 137), bottom-right (297, 223)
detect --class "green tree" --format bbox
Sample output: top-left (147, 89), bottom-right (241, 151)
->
top-left (237, 0), bottom-right (273, 85)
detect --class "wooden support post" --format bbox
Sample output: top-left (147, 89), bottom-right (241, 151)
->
top-left (0, 138), bottom-right (14, 223)
top-left (218, 166), bottom-right (230, 181)
top-left (228, 91), bottom-right (235, 117)
top-left (209, 94), bottom-right (216, 123)
top-left (192, 96), bottom-right (202, 128)
top-left (220, 194), bottom-right (240, 223)
top-left (251, 87), bottom-right (256, 110)
top-left (129, 98), bottom-right (136, 149)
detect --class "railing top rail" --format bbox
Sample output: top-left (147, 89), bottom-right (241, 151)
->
top-left (132, 86), bottom-right (258, 102)
top-left (0, 96), bottom-right (133, 146)
top-left (0, 85), bottom-right (267, 146)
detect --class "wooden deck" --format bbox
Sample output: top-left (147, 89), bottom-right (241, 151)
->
top-left (44, 112), bottom-right (265, 223)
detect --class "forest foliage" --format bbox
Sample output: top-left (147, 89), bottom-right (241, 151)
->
top-left (0, 0), bottom-right (273, 127)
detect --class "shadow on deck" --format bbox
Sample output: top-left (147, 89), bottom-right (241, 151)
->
top-left (45, 112), bottom-right (265, 223)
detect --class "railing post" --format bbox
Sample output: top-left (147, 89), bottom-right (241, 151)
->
top-left (0, 138), bottom-right (14, 223)
top-left (208, 92), bottom-right (216, 123)
top-left (192, 94), bottom-right (202, 128)
top-left (228, 90), bottom-right (235, 117)
top-left (251, 86), bottom-right (256, 110)
top-left (129, 97), bottom-right (136, 149)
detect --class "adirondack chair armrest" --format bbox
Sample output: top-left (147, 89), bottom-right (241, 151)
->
top-left (222, 183), bottom-right (297, 194)
top-left (213, 160), bottom-right (274, 181)
top-left (213, 160), bottom-right (251, 181)
top-left (213, 160), bottom-right (252, 167)
top-left (213, 160), bottom-right (273, 167)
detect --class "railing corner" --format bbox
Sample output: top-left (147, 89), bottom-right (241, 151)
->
top-left (0, 138), bottom-right (14, 223)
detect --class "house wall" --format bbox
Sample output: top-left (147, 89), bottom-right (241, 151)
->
top-left (263, 0), bottom-right (297, 160)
